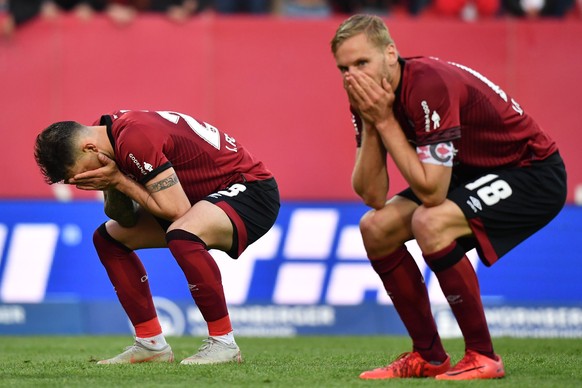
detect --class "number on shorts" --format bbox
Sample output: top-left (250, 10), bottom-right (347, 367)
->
top-left (209, 184), bottom-right (247, 199)
top-left (465, 174), bottom-right (513, 206)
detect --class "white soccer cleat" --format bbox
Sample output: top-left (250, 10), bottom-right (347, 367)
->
top-left (97, 342), bottom-right (174, 364)
top-left (180, 337), bottom-right (242, 365)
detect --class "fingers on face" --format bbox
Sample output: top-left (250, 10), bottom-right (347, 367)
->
top-left (353, 77), bottom-right (377, 107)
top-left (347, 83), bottom-right (365, 106)
top-left (346, 72), bottom-right (383, 110)
top-left (98, 153), bottom-right (111, 165)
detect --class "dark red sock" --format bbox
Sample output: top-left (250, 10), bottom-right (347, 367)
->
top-left (166, 229), bottom-right (231, 332)
top-left (93, 224), bottom-right (159, 331)
top-left (424, 241), bottom-right (495, 359)
top-left (371, 246), bottom-right (447, 363)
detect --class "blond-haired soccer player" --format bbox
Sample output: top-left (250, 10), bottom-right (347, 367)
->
top-left (331, 14), bottom-right (566, 380)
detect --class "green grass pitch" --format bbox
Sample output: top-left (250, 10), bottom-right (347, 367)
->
top-left (0, 336), bottom-right (581, 387)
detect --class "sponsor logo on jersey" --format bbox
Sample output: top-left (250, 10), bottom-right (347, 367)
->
top-left (128, 153), bottom-right (151, 176)
top-left (421, 100), bottom-right (441, 132)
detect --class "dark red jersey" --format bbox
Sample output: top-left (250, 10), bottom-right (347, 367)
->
top-left (397, 56), bottom-right (557, 170)
top-left (94, 110), bottom-right (273, 203)
top-left (353, 57), bottom-right (558, 175)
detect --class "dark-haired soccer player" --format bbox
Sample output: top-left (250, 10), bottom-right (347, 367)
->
top-left (34, 110), bottom-right (280, 365)
top-left (331, 14), bottom-right (566, 380)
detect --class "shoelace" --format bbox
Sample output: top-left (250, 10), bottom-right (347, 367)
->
top-left (381, 352), bottom-right (419, 375)
top-left (450, 352), bottom-right (479, 372)
top-left (196, 338), bottom-right (219, 355)
top-left (100, 343), bottom-right (145, 362)
top-left (123, 344), bottom-right (138, 351)
top-left (120, 343), bottom-right (145, 354)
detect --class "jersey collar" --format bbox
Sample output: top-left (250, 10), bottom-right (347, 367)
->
top-left (395, 56), bottom-right (405, 100)
top-left (99, 114), bottom-right (116, 151)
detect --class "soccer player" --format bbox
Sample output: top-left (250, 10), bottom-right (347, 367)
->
top-left (331, 15), bottom-right (566, 380)
top-left (34, 109), bottom-right (280, 365)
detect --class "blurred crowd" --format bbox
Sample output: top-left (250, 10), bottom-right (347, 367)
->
top-left (1, 0), bottom-right (580, 38)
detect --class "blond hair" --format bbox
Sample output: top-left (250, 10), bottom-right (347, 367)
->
top-left (330, 14), bottom-right (394, 55)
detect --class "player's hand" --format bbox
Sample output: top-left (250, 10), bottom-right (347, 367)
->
top-left (345, 71), bottom-right (395, 127)
top-left (69, 153), bottom-right (122, 191)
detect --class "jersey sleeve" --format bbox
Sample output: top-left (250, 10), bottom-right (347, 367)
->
top-left (406, 68), bottom-right (462, 146)
top-left (115, 124), bottom-right (172, 185)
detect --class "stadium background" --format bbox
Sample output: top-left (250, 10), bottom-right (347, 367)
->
top-left (0, 13), bottom-right (581, 337)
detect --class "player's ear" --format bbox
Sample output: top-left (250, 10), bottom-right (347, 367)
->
top-left (385, 43), bottom-right (398, 64)
top-left (82, 143), bottom-right (99, 153)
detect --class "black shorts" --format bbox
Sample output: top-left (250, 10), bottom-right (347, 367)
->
top-left (156, 178), bottom-right (280, 259)
top-left (398, 152), bottom-right (567, 266)
top-left (205, 177), bottom-right (280, 259)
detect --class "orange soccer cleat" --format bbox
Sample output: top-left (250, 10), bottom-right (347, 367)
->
top-left (436, 349), bottom-right (505, 380)
top-left (359, 352), bottom-right (451, 379)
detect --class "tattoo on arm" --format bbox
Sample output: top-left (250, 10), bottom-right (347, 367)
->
top-left (147, 173), bottom-right (180, 193)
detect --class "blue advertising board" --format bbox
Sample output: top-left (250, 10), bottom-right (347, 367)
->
top-left (0, 201), bottom-right (581, 336)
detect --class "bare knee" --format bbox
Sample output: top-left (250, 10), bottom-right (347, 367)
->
top-left (411, 206), bottom-right (449, 253)
top-left (359, 209), bottom-right (406, 258)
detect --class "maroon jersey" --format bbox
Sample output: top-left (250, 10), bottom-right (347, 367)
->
top-left (353, 57), bottom-right (558, 174)
top-left (94, 110), bottom-right (273, 203)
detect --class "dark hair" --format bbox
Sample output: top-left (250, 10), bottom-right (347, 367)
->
top-left (34, 121), bottom-right (83, 184)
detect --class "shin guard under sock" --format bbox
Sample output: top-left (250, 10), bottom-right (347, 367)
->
top-left (371, 246), bottom-right (447, 363)
top-left (424, 241), bottom-right (495, 359)
top-left (166, 229), bottom-right (232, 336)
top-left (93, 224), bottom-right (160, 335)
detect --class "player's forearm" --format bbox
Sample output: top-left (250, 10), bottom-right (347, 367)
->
top-left (113, 174), bottom-right (190, 221)
top-left (103, 189), bottom-right (139, 227)
top-left (352, 127), bottom-right (389, 209)
top-left (376, 118), bottom-right (445, 206)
